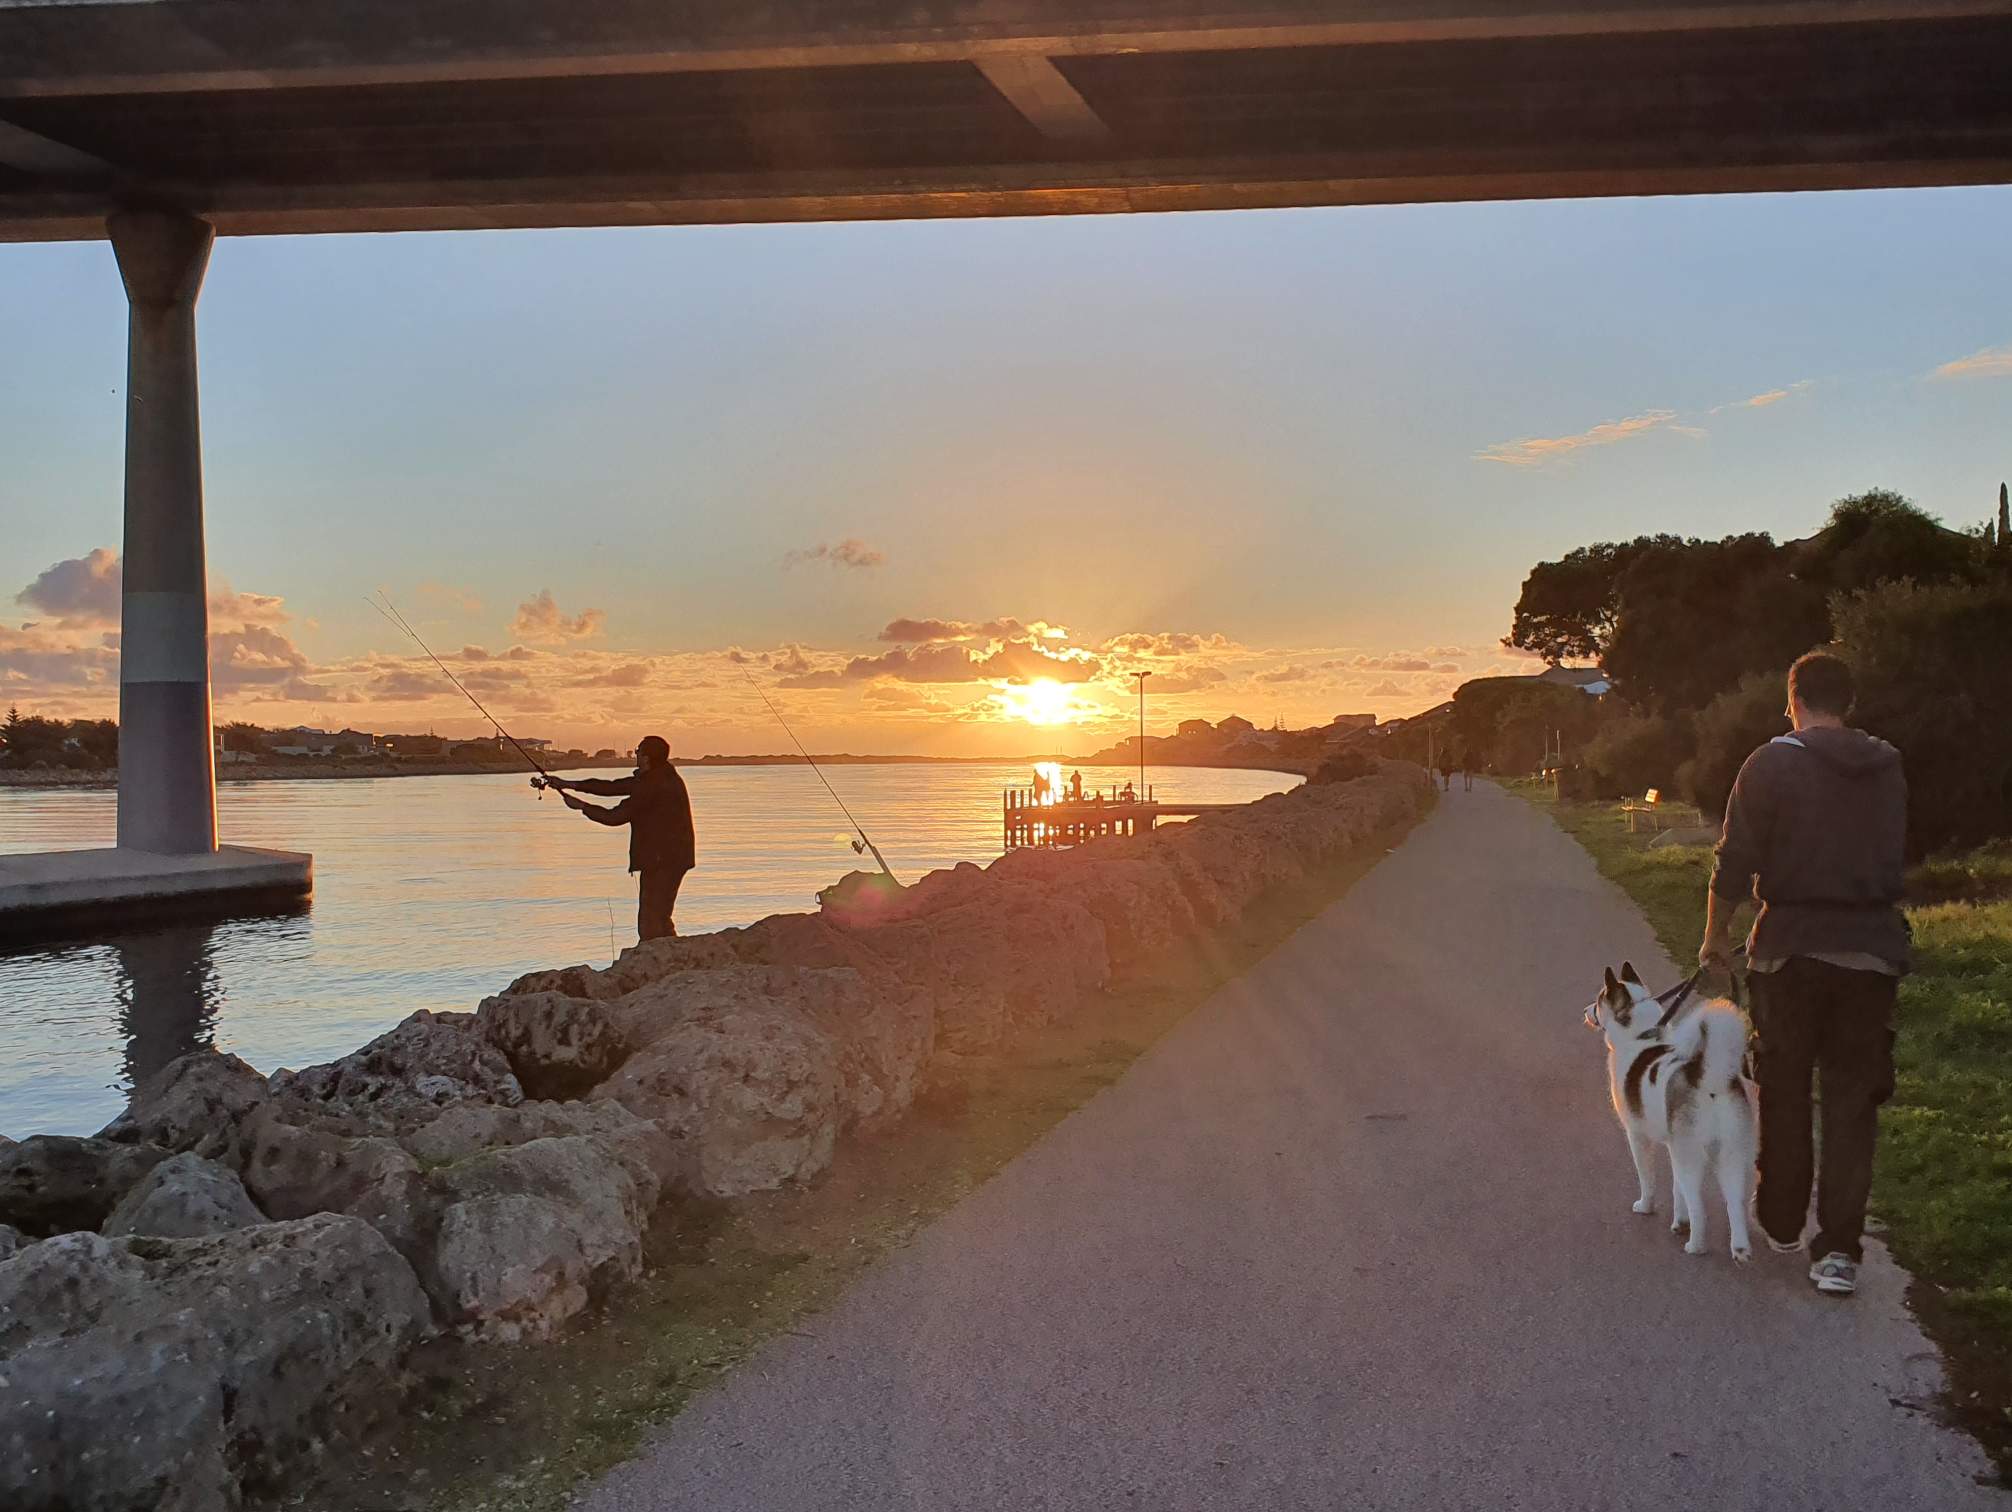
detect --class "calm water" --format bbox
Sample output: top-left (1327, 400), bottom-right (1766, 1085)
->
top-left (0, 763), bottom-right (1295, 1137)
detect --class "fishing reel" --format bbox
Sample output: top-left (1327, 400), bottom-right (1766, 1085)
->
top-left (529, 775), bottom-right (552, 799)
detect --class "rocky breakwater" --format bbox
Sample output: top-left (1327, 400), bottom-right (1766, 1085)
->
top-left (0, 760), bottom-right (1429, 1510)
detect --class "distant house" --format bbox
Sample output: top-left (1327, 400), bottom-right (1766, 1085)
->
top-left (1535, 665), bottom-right (1612, 696)
top-left (1216, 715), bottom-right (1256, 736)
top-left (593, 748), bottom-right (618, 760)
top-left (1232, 728), bottom-right (1281, 750)
top-left (1176, 718), bottom-right (1215, 738)
top-left (383, 733), bottom-right (446, 758)
top-left (1327, 713), bottom-right (1376, 733)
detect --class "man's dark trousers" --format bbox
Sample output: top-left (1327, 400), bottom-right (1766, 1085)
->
top-left (637, 867), bottom-right (688, 941)
top-left (1749, 957), bottom-right (1898, 1261)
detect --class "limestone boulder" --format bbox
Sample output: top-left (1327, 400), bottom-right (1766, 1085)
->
top-left (859, 886), bottom-right (1109, 1055)
top-left (988, 846), bottom-right (1200, 975)
top-left (241, 1110), bottom-right (420, 1222)
top-left (0, 1214), bottom-right (431, 1512)
top-left (402, 1098), bottom-right (679, 1196)
top-left (426, 1134), bottom-right (655, 1342)
top-left (1154, 819), bottom-right (1301, 914)
top-left (591, 986), bottom-right (842, 1198)
top-left (497, 961), bottom-right (609, 1000)
top-left (269, 1009), bottom-right (523, 1131)
top-left (0, 1136), bottom-right (168, 1238)
top-left (239, 1112), bottom-right (440, 1268)
top-left (102, 1152), bottom-right (264, 1239)
top-left (95, 1049), bottom-right (270, 1163)
top-left (606, 964), bottom-right (929, 1129)
top-left (475, 989), bottom-right (632, 1099)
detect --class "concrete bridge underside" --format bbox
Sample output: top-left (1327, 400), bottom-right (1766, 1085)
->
top-left (3, 1), bottom-right (2012, 242)
top-left (2, 0), bottom-right (2009, 922)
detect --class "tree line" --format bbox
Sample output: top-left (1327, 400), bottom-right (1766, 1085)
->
top-left (1494, 486), bottom-right (2012, 855)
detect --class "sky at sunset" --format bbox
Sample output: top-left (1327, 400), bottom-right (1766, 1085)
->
top-left (4, 185), bottom-right (2009, 756)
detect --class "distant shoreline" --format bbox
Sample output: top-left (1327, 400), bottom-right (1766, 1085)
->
top-left (0, 752), bottom-right (1310, 792)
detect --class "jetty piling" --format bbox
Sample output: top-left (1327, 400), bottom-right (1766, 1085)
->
top-left (1002, 783), bottom-right (1238, 850)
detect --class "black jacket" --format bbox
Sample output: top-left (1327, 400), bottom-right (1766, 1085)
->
top-left (1710, 725), bottom-right (1909, 970)
top-left (571, 765), bottom-right (696, 874)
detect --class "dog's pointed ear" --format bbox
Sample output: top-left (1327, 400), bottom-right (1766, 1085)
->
top-left (1603, 966), bottom-right (1619, 992)
top-left (1620, 962), bottom-right (1642, 986)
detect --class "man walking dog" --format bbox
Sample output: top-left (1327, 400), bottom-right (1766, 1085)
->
top-left (1699, 652), bottom-right (1908, 1297)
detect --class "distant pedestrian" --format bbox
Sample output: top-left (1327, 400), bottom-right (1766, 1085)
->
top-left (546, 735), bottom-right (696, 942)
top-left (1699, 653), bottom-right (1907, 1297)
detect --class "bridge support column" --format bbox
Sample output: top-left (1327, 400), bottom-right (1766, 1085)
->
top-left (110, 209), bottom-right (217, 854)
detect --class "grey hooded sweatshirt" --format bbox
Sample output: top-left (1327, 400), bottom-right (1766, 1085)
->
top-left (1709, 725), bottom-right (1910, 972)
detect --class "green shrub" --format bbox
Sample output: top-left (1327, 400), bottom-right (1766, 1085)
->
top-left (1309, 749), bottom-right (1374, 786)
top-left (1835, 579), bottom-right (2012, 855)
top-left (1580, 713), bottom-right (1690, 799)
top-left (1684, 670), bottom-right (1790, 816)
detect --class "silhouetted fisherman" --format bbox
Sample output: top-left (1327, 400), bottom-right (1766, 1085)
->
top-left (545, 735), bottom-right (695, 941)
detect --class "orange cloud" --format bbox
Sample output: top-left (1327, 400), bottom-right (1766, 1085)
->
top-left (1932, 344), bottom-right (2012, 380)
top-left (1476, 409), bottom-right (1678, 467)
top-left (511, 589), bottom-right (605, 642)
top-left (785, 539), bottom-right (885, 570)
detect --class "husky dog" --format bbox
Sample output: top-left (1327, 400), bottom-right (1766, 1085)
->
top-left (1585, 963), bottom-right (1758, 1261)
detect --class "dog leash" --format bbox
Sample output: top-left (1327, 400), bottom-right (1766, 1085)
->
top-left (1653, 946), bottom-right (1746, 1029)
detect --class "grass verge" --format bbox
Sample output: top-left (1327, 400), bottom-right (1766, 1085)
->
top-left (1519, 782), bottom-right (2012, 1481)
top-left (280, 806), bottom-right (1429, 1512)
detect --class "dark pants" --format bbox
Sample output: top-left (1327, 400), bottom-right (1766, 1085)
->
top-left (637, 867), bottom-right (688, 942)
top-left (1749, 958), bottom-right (1898, 1262)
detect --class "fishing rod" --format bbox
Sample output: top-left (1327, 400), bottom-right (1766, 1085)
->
top-left (364, 591), bottom-right (556, 795)
top-left (739, 666), bottom-right (896, 882)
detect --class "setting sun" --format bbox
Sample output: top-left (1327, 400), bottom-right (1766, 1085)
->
top-left (1003, 678), bottom-right (1076, 726)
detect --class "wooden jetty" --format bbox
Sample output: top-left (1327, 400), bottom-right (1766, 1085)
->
top-left (1002, 782), bottom-right (1238, 850)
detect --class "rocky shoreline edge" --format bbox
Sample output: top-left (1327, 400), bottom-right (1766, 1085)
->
top-left (0, 760), bottom-right (1431, 1512)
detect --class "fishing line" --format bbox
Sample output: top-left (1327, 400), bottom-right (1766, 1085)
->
top-left (363, 591), bottom-right (555, 790)
top-left (738, 666), bottom-right (896, 881)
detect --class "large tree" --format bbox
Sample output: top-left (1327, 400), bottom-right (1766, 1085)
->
top-left (1504, 490), bottom-right (1978, 717)
top-left (1503, 535), bottom-right (1677, 664)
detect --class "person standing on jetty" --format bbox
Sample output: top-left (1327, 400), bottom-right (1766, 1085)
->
top-left (544, 735), bottom-right (696, 941)
top-left (1699, 652), bottom-right (1908, 1299)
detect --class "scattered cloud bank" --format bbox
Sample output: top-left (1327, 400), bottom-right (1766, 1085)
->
top-left (1932, 343), bottom-right (2012, 381)
top-left (8, 550), bottom-right (1548, 752)
top-left (1710, 379), bottom-right (1813, 413)
top-left (1484, 375), bottom-right (1829, 467)
top-left (511, 589), bottom-right (605, 642)
top-left (16, 547), bottom-right (121, 626)
top-left (9, 548), bottom-right (328, 702)
top-left (1475, 409), bottom-right (1679, 467)
top-left (785, 539), bottom-right (885, 570)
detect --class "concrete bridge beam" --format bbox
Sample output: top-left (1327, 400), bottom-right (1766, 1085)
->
top-left (109, 207), bottom-right (217, 855)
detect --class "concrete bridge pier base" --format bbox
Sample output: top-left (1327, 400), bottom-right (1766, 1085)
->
top-left (110, 208), bottom-right (217, 855)
top-left (0, 211), bottom-right (310, 938)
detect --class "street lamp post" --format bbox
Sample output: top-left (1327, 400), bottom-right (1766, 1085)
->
top-left (1131, 670), bottom-right (1151, 801)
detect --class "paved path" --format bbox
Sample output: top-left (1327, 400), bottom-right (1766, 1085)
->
top-left (583, 782), bottom-right (1999, 1511)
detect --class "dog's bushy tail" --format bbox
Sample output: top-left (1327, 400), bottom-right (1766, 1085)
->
top-left (1692, 1003), bottom-right (1749, 1091)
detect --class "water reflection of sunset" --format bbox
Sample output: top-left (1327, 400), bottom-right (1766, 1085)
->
top-left (1033, 761), bottom-right (1065, 806)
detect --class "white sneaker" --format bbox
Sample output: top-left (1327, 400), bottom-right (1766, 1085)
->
top-left (1810, 1253), bottom-right (1858, 1295)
